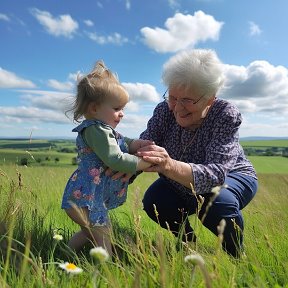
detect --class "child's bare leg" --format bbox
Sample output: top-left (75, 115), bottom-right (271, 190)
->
top-left (68, 230), bottom-right (89, 251)
top-left (65, 206), bottom-right (112, 255)
top-left (86, 225), bottom-right (112, 256)
top-left (65, 206), bottom-right (91, 251)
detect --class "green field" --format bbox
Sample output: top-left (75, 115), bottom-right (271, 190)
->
top-left (240, 139), bottom-right (288, 148)
top-left (0, 139), bottom-right (288, 287)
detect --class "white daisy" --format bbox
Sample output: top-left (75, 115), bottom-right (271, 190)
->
top-left (59, 262), bottom-right (83, 274)
top-left (89, 246), bottom-right (109, 262)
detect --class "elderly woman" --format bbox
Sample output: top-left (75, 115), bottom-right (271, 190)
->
top-left (137, 49), bottom-right (258, 257)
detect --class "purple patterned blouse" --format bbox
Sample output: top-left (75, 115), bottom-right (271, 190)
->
top-left (140, 98), bottom-right (257, 197)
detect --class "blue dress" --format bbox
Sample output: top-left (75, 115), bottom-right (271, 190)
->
top-left (61, 120), bottom-right (129, 226)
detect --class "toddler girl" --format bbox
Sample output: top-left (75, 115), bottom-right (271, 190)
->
top-left (61, 60), bottom-right (152, 255)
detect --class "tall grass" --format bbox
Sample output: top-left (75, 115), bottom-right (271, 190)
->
top-left (0, 164), bottom-right (287, 287)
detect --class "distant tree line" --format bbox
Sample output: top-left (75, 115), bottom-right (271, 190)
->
top-left (243, 146), bottom-right (288, 157)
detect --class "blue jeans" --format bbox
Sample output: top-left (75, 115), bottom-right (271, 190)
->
top-left (142, 172), bottom-right (258, 257)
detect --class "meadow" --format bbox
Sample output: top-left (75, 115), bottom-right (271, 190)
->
top-left (0, 140), bottom-right (288, 287)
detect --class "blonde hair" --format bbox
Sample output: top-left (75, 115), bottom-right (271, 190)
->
top-left (66, 60), bottom-right (128, 122)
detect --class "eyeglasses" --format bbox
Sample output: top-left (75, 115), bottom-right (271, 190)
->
top-left (162, 89), bottom-right (206, 106)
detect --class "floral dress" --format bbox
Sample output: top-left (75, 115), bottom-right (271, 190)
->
top-left (61, 120), bottom-right (129, 226)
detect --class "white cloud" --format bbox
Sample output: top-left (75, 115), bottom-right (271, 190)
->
top-left (84, 19), bottom-right (94, 27)
top-left (97, 2), bottom-right (103, 8)
top-left (220, 61), bottom-right (288, 115)
top-left (122, 82), bottom-right (161, 102)
top-left (0, 13), bottom-right (10, 21)
top-left (117, 114), bottom-right (152, 138)
top-left (249, 21), bottom-right (262, 36)
top-left (0, 68), bottom-right (36, 88)
top-left (140, 11), bottom-right (224, 53)
top-left (20, 89), bottom-right (73, 111)
top-left (47, 79), bottom-right (74, 91)
top-left (47, 72), bottom-right (80, 91)
top-left (30, 8), bottom-right (78, 38)
top-left (125, 101), bottom-right (139, 112)
top-left (0, 106), bottom-right (68, 124)
top-left (168, 0), bottom-right (180, 9)
top-left (86, 31), bottom-right (129, 45)
top-left (125, 0), bottom-right (131, 10)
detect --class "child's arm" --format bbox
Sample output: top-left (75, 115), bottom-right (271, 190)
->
top-left (125, 138), bottom-right (154, 170)
top-left (83, 124), bottom-right (152, 173)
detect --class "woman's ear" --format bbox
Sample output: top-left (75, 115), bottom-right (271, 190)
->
top-left (207, 95), bottom-right (216, 106)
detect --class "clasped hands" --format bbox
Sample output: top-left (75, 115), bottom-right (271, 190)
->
top-left (105, 139), bottom-right (173, 182)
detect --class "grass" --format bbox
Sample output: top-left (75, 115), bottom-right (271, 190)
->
top-left (248, 156), bottom-right (288, 174)
top-left (0, 162), bottom-right (288, 287)
top-left (240, 139), bottom-right (288, 148)
top-left (0, 149), bottom-right (76, 166)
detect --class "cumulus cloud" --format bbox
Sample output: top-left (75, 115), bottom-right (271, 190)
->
top-left (249, 21), bottom-right (262, 36)
top-left (117, 113), bottom-right (151, 138)
top-left (86, 31), bottom-right (128, 45)
top-left (0, 68), bottom-right (36, 88)
top-left (140, 11), bottom-right (224, 53)
top-left (30, 8), bottom-right (78, 38)
top-left (122, 82), bottom-right (161, 102)
top-left (168, 0), bottom-right (180, 9)
top-left (0, 106), bottom-right (68, 124)
top-left (19, 90), bottom-right (73, 112)
top-left (0, 13), bottom-right (10, 21)
top-left (125, 0), bottom-right (131, 10)
top-left (47, 73), bottom-right (78, 91)
top-left (220, 61), bottom-right (288, 115)
top-left (84, 19), bottom-right (94, 27)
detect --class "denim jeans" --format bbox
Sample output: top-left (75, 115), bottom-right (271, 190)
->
top-left (142, 172), bottom-right (258, 257)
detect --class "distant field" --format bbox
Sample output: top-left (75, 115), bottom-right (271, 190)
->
top-left (0, 148), bottom-right (76, 166)
top-left (240, 139), bottom-right (288, 148)
top-left (247, 156), bottom-right (288, 174)
top-left (1, 139), bottom-right (288, 173)
top-left (0, 139), bottom-right (75, 150)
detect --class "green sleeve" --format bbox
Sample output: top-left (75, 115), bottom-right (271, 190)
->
top-left (83, 123), bottom-right (138, 173)
top-left (124, 137), bottom-right (134, 152)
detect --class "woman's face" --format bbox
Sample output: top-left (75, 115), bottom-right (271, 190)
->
top-left (167, 86), bottom-right (214, 129)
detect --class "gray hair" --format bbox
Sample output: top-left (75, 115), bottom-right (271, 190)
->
top-left (162, 49), bottom-right (225, 98)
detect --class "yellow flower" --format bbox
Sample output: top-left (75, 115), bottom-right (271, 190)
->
top-left (59, 262), bottom-right (83, 274)
top-left (89, 247), bottom-right (109, 262)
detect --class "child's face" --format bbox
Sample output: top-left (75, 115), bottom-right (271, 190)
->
top-left (90, 94), bottom-right (128, 129)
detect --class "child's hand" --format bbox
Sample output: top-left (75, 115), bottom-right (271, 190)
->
top-left (130, 139), bottom-right (154, 154)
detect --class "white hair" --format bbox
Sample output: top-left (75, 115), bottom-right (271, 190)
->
top-left (162, 49), bottom-right (225, 98)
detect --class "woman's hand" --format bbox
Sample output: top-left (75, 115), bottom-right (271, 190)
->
top-left (136, 144), bottom-right (175, 174)
top-left (137, 144), bottom-right (194, 188)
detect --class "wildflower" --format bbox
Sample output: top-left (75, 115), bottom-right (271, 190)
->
top-left (53, 234), bottom-right (63, 241)
top-left (184, 254), bottom-right (205, 266)
top-left (59, 262), bottom-right (83, 274)
top-left (89, 247), bottom-right (109, 262)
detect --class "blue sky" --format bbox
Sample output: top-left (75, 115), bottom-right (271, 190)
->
top-left (1, 0), bottom-right (288, 139)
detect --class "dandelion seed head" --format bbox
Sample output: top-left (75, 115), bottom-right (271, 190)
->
top-left (184, 254), bottom-right (205, 266)
top-left (89, 246), bottom-right (109, 262)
